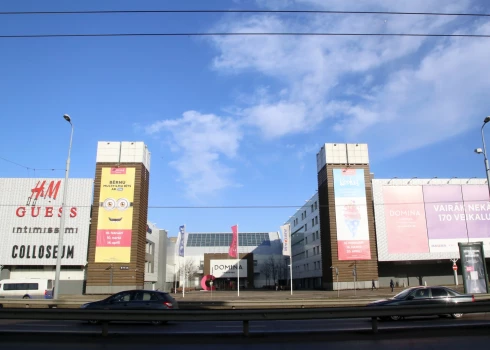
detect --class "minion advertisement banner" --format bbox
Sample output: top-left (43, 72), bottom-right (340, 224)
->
top-left (95, 167), bottom-right (135, 263)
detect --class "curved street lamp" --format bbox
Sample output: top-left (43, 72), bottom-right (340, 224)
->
top-left (53, 114), bottom-right (74, 300)
top-left (476, 117), bottom-right (490, 197)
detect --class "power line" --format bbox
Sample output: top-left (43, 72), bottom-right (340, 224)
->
top-left (1, 32), bottom-right (490, 39)
top-left (0, 156), bottom-right (64, 172)
top-left (1, 9), bottom-right (490, 17)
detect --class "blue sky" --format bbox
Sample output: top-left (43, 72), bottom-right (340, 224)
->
top-left (1, 0), bottom-right (490, 237)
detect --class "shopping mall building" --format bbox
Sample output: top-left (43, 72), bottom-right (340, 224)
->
top-left (0, 142), bottom-right (175, 294)
top-left (1, 141), bottom-right (489, 294)
top-left (285, 143), bottom-right (490, 291)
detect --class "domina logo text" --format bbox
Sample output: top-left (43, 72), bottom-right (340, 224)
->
top-left (213, 264), bottom-right (243, 270)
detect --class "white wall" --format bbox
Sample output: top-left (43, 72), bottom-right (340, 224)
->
top-left (9, 267), bottom-right (85, 281)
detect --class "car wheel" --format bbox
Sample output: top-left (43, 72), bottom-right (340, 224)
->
top-left (390, 315), bottom-right (402, 321)
top-left (22, 295), bottom-right (30, 299)
top-left (87, 320), bottom-right (100, 325)
top-left (451, 313), bottom-right (464, 319)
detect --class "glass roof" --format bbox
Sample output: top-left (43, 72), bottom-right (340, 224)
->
top-left (187, 232), bottom-right (271, 247)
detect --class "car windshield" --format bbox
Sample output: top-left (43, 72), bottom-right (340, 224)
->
top-left (393, 288), bottom-right (415, 299)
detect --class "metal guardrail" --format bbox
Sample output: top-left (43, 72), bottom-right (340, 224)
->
top-left (1, 294), bottom-right (490, 309)
top-left (1, 301), bottom-right (490, 337)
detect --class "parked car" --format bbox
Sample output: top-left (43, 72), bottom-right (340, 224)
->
top-left (80, 290), bottom-right (178, 325)
top-left (367, 286), bottom-right (474, 321)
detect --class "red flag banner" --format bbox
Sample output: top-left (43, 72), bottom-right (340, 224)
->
top-left (229, 225), bottom-right (238, 258)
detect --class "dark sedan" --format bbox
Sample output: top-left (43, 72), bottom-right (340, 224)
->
top-left (80, 290), bottom-right (178, 325)
top-left (368, 286), bottom-right (474, 321)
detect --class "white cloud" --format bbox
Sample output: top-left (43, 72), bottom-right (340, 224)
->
top-left (208, 0), bottom-right (482, 155)
top-left (145, 111), bottom-right (243, 200)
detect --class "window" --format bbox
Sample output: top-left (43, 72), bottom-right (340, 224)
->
top-left (134, 291), bottom-right (158, 301)
top-left (253, 260), bottom-right (258, 267)
top-left (316, 231), bottom-right (319, 240)
top-left (306, 250), bottom-right (309, 258)
top-left (412, 289), bottom-right (430, 299)
top-left (311, 204), bottom-right (314, 213)
top-left (431, 288), bottom-right (448, 298)
top-left (312, 218), bottom-right (314, 227)
top-left (109, 291), bottom-right (132, 302)
top-left (3, 283), bottom-right (39, 291)
top-left (315, 201), bottom-right (318, 210)
top-left (305, 223), bottom-right (308, 231)
top-left (305, 237), bottom-right (308, 244)
top-left (315, 216), bottom-right (318, 225)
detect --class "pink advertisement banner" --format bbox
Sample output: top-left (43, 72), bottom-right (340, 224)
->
top-left (382, 184), bottom-right (490, 255)
top-left (383, 186), bottom-right (429, 254)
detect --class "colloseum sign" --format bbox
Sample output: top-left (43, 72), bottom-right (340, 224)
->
top-left (0, 178), bottom-right (93, 265)
top-left (210, 259), bottom-right (248, 278)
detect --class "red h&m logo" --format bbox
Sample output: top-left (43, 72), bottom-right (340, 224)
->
top-left (111, 168), bottom-right (126, 174)
top-left (27, 180), bottom-right (61, 206)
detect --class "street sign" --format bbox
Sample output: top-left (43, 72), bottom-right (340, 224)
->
top-left (453, 264), bottom-right (458, 271)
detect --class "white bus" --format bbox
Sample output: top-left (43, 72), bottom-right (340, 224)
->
top-left (0, 279), bottom-right (54, 299)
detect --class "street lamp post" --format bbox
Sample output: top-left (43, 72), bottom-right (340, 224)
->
top-left (53, 114), bottom-right (73, 300)
top-left (330, 266), bottom-right (339, 298)
top-left (476, 117), bottom-right (490, 197)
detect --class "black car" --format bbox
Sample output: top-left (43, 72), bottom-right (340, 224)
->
top-left (367, 286), bottom-right (474, 321)
top-left (80, 290), bottom-right (178, 325)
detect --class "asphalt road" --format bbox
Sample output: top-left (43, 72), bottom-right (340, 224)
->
top-left (0, 313), bottom-right (489, 335)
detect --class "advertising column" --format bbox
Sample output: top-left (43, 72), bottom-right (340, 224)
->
top-left (95, 167), bottom-right (135, 263)
top-left (333, 169), bottom-right (371, 260)
top-left (458, 242), bottom-right (489, 294)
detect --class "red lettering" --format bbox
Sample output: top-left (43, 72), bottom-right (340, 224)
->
top-left (45, 181), bottom-right (61, 200)
top-left (57, 207), bottom-right (63, 217)
top-left (70, 207), bottom-right (77, 218)
top-left (16, 207), bottom-right (26, 217)
top-left (30, 180), bottom-right (46, 200)
top-left (31, 206), bottom-right (40, 217)
top-left (45, 207), bottom-right (54, 217)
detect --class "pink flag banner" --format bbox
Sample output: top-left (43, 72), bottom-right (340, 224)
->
top-left (229, 225), bottom-right (238, 258)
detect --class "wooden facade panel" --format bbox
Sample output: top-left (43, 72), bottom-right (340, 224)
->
top-left (319, 164), bottom-right (379, 287)
top-left (86, 163), bottom-right (149, 290)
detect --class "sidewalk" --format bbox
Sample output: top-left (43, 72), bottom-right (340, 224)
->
top-left (168, 285), bottom-right (467, 301)
top-left (61, 285), bottom-right (468, 301)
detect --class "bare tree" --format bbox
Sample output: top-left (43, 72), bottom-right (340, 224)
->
top-left (259, 261), bottom-right (272, 286)
top-left (277, 259), bottom-right (288, 281)
top-left (184, 259), bottom-right (199, 288)
top-left (269, 256), bottom-right (279, 284)
top-left (176, 260), bottom-right (199, 289)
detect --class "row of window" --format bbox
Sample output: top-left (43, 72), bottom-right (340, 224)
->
top-left (302, 261), bottom-right (322, 271)
top-left (293, 201), bottom-right (319, 227)
top-left (305, 231), bottom-right (320, 245)
top-left (305, 246), bottom-right (321, 258)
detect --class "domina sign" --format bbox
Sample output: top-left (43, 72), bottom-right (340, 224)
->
top-left (210, 259), bottom-right (248, 278)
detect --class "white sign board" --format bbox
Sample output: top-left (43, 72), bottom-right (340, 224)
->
top-left (0, 178), bottom-right (93, 266)
top-left (210, 259), bottom-right (248, 278)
